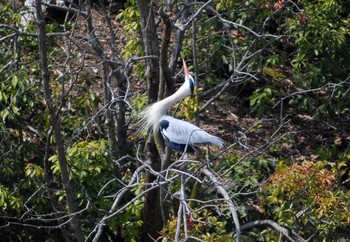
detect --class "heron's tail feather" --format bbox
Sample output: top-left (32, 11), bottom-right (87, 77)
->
top-left (209, 135), bottom-right (224, 147)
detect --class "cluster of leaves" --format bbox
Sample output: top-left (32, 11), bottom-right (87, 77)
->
top-left (249, 87), bottom-right (274, 116)
top-left (114, 188), bottom-right (143, 242)
top-left (160, 209), bottom-right (235, 241)
top-left (0, 2), bottom-right (42, 220)
top-left (174, 94), bottom-right (198, 120)
top-left (0, 4), bottom-right (38, 126)
top-left (221, 153), bottom-right (276, 224)
top-left (263, 160), bottom-right (350, 239)
top-left (132, 93), bottom-right (147, 112)
top-left (223, 153), bottom-right (275, 192)
top-left (50, 140), bottom-right (111, 201)
top-left (197, 0), bottom-right (350, 117)
top-left (251, 0), bottom-right (350, 116)
top-left (116, 0), bottom-right (145, 79)
top-left (50, 139), bottom-right (143, 239)
top-left (0, 184), bottom-right (23, 215)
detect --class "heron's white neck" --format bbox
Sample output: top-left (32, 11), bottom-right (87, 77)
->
top-left (139, 79), bottom-right (191, 133)
top-left (158, 85), bottom-right (190, 112)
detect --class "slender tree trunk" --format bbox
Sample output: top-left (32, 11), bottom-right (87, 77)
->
top-left (169, 0), bottom-right (190, 76)
top-left (116, 69), bottom-right (128, 157)
top-left (35, 1), bottom-right (84, 241)
top-left (137, 0), bottom-right (160, 103)
top-left (157, 8), bottom-right (174, 225)
top-left (101, 62), bottom-right (123, 179)
top-left (101, 63), bottom-right (118, 161)
top-left (85, 0), bottom-right (128, 159)
top-left (142, 134), bottom-right (162, 240)
top-left (158, 8), bottom-right (174, 99)
top-left (137, 1), bottom-right (163, 239)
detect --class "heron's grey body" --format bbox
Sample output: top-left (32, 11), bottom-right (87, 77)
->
top-left (159, 116), bottom-right (224, 153)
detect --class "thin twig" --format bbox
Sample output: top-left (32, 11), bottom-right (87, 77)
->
top-left (202, 168), bottom-right (241, 242)
top-left (241, 219), bottom-right (307, 242)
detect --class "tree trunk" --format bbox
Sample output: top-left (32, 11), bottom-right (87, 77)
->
top-left (142, 134), bottom-right (162, 241)
top-left (101, 62), bottom-right (123, 179)
top-left (137, 0), bottom-right (160, 103)
top-left (158, 8), bottom-right (174, 99)
top-left (137, 0), bottom-right (162, 240)
top-left (35, 1), bottom-right (84, 241)
top-left (85, 0), bottom-right (128, 159)
top-left (169, 0), bottom-right (190, 77)
top-left (116, 66), bottom-right (128, 158)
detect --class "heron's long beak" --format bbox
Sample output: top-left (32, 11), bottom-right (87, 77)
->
top-left (183, 59), bottom-right (194, 97)
top-left (183, 59), bottom-right (190, 77)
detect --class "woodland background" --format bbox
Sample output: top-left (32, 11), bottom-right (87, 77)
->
top-left (1, 0), bottom-right (350, 241)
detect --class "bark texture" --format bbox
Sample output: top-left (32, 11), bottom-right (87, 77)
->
top-left (35, 0), bottom-right (84, 241)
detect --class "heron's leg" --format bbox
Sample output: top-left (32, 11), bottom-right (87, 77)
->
top-left (207, 144), bottom-right (211, 158)
top-left (190, 145), bottom-right (202, 159)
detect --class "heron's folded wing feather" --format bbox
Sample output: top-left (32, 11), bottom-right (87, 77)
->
top-left (162, 116), bottom-right (223, 147)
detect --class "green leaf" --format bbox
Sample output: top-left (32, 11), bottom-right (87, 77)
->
top-left (12, 75), bottom-right (18, 88)
top-left (1, 109), bottom-right (9, 121)
top-left (12, 106), bottom-right (19, 115)
top-left (249, 97), bottom-right (258, 107)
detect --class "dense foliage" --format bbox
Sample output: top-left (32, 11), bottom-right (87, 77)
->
top-left (0, 0), bottom-right (349, 241)
top-left (264, 160), bottom-right (350, 239)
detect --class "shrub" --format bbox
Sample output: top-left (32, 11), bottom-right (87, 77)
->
top-left (263, 160), bottom-right (350, 239)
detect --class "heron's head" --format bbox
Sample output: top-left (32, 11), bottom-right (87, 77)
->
top-left (159, 119), bottom-right (169, 132)
top-left (183, 59), bottom-right (195, 97)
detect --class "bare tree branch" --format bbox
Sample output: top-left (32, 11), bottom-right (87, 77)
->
top-left (241, 219), bottom-right (307, 242)
top-left (90, 163), bottom-right (147, 242)
top-left (202, 168), bottom-right (241, 242)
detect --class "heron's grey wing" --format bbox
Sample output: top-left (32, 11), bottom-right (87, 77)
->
top-left (162, 116), bottom-right (224, 147)
top-left (161, 116), bottom-right (198, 144)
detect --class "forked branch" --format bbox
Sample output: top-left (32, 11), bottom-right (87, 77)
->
top-left (202, 168), bottom-right (241, 242)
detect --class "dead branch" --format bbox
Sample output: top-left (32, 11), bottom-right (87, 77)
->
top-left (202, 168), bottom-right (241, 242)
top-left (241, 219), bottom-right (307, 242)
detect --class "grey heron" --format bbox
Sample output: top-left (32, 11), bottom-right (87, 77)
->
top-left (139, 60), bottom-right (224, 155)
